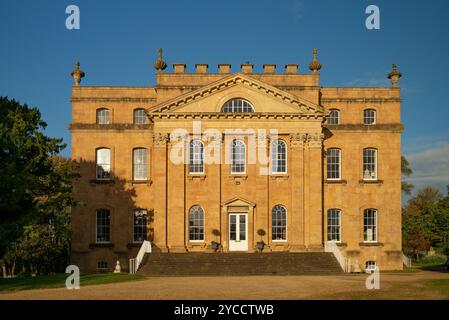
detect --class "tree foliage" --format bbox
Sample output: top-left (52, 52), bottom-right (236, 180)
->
top-left (401, 156), bottom-right (414, 195)
top-left (0, 97), bottom-right (77, 275)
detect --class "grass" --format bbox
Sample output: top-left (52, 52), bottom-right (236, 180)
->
top-left (0, 273), bottom-right (144, 292)
top-left (425, 279), bottom-right (449, 297)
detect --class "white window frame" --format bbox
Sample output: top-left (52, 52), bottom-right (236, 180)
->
top-left (96, 108), bottom-right (110, 125)
top-left (272, 205), bottom-right (287, 242)
top-left (327, 209), bottom-right (341, 242)
top-left (328, 109), bottom-right (340, 125)
top-left (133, 209), bottom-right (148, 243)
top-left (365, 260), bottom-right (377, 273)
top-left (326, 148), bottom-right (341, 180)
top-left (221, 98), bottom-right (255, 113)
top-left (189, 140), bottom-right (205, 174)
top-left (133, 148), bottom-right (148, 181)
top-left (188, 205), bottom-right (205, 242)
top-left (271, 139), bottom-right (287, 174)
top-left (231, 139), bottom-right (246, 174)
top-left (363, 209), bottom-right (378, 243)
top-left (96, 148), bottom-right (111, 180)
top-left (96, 208), bottom-right (111, 243)
top-left (363, 109), bottom-right (376, 125)
top-left (363, 148), bottom-right (378, 180)
top-left (133, 108), bottom-right (147, 124)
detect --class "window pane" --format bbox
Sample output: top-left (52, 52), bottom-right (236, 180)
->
top-left (96, 209), bottom-right (110, 242)
top-left (231, 140), bottom-right (246, 173)
top-left (327, 209), bottom-right (341, 241)
top-left (364, 109), bottom-right (376, 125)
top-left (328, 110), bottom-right (340, 124)
top-left (134, 109), bottom-right (147, 124)
top-left (133, 209), bottom-right (147, 242)
top-left (272, 205), bottom-right (287, 240)
top-left (189, 140), bottom-right (204, 173)
top-left (271, 140), bottom-right (287, 173)
top-left (221, 99), bottom-right (255, 113)
top-left (239, 215), bottom-right (246, 241)
top-left (97, 109), bottom-right (110, 125)
top-left (133, 148), bottom-right (147, 180)
top-left (327, 148), bottom-right (341, 179)
top-left (230, 215), bottom-right (236, 241)
top-left (96, 148), bottom-right (111, 179)
top-left (363, 148), bottom-right (377, 180)
top-left (364, 209), bottom-right (377, 242)
top-left (188, 205), bottom-right (204, 241)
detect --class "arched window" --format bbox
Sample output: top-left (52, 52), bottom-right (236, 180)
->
top-left (271, 139), bottom-right (287, 174)
top-left (133, 148), bottom-right (147, 181)
top-left (363, 148), bottom-right (377, 180)
top-left (326, 148), bottom-right (341, 180)
top-left (189, 140), bottom-right (204, 174)
top-left (96, 108), bottom-right (110, 124)
top-left (363, 209), bottom-right (377, 242)
top-left (134, 108), bottom-right (147, 124)
top-left (272, 205), bottom-right (287, 241)
top-left (364, 109), bottom-right (376, 125)
top-left (327, 109), bottom-right (340, 124)
top-left (327, 209), bottom-right (341, 242)
top-left (188, 205), bottom-right (204, 241)
top-left (133, 209), bottom-right (147, 243)
top-left (221, 98), bottom-right (255, 112)
top-left (231, 140), bottom-right (246, 173)
top-left (96, 208), bottom-right (110, 243)
top-left (96, 148), bottom-right (111, 180)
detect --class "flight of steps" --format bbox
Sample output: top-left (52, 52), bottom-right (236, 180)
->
top-left (138, 252), bottom-right (343, 276)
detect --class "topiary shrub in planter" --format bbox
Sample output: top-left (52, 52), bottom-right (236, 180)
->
top-left (211, 229), bottom-right (221, 252)
top-left (256, 229), bottom-right (266, 252)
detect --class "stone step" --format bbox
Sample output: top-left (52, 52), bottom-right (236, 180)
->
top-left (138, 252), bottom-right (343, 276)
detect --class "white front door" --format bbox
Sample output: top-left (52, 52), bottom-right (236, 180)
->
top-left (228, 213), bottom-right (248, 251)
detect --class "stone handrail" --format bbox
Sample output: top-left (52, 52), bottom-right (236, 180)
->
top-left (324, 241), bottom-right (349, 273)
top-left (130, 240), bottom-right (152, 274)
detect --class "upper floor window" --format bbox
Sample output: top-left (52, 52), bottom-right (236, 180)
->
top-left (363, 209), bottom-right (377, 242)
top-left (189, 140), bottom-right (204, 174)
top-left (327, 148), bottom-right (341, 180)
top-left (364, 109), bottom-right (376, 125)
top-left (327, 109), bottom-right (340, 124)
top-left (271, 139), bottom-right (287, 174)
top-left (272, 205), bottom-right (287, 241)
top-left (96, 208), bottom-right (110, 243)
top-left (96, 148), bottom-right (111, 180)
top-left (188, 205), bottom-right (204, 241)
top-left (133, 148), bottom-right (148, 181)
top-left (231, 140), bottom-right (246, 174)
top-left (221, 99), bottom-right (255, 113)
top-left (133, 209), bottom-right (147, 243)
top-left (363, 148), bottom-right (377, 180)
top-left (96, 108), bottom-right (110, 125)
top-left (134, 108), bottom-right (147, 124)
top-left (327, 209), bottom-right (341, 242)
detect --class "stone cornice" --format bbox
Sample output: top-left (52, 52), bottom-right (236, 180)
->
top-left (148, 112), bottom-right (323, 121)
top-left (321, 97), bottom-right (402, 104)
top-left (71, 97), bottom-right (156, 103)
top-left (69, 123), bottom-right (152, 131)
top-left (147, 73), bottom-right (324, 114)
top-left (324, 124), bottom-right (404, 132)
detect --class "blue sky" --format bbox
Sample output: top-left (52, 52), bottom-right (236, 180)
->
top-left (1, 0), bottom-right (448, 196)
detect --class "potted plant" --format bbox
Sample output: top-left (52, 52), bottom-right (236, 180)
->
top-left (211, 229), bottom-right (221, 251)
top-left (256, 229), bottom-right (266, 252)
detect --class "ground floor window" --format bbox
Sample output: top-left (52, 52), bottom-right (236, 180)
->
top-left (96, 209), bottom-right (110, 243)
top-left (188, 205), bottom-right (204, 241)
top-left (133, 209), bottom-right (147, 242)
top-left (96, 261), bottom-right (108, 270)
top-left (272, 205), bottom-right (287, 241)
top-left (327, 209), bottom-right (341, 242)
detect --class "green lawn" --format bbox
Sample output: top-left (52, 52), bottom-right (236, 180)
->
top-left (0, 273), bottom-right (144, 292)
top-left (425, 279), bottom-right (449, 297)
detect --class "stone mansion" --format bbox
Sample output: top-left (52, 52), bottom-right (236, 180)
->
top-left (70, 49), bottom-right (404, 273)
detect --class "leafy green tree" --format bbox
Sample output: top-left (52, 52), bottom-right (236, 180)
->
top-left (0, 97), bottom-right (77, 275)
top-left (401, 156), bottom-right (414, 195)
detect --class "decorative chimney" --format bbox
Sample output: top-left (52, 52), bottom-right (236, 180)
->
top-left (173, 64), bottom-right (186, 73)
top-left (285, 64), bottom-right (298, 74)
top-left (308, 48), bottom-right (322, 74)
top-left (195, 64), bottom-right (208, 74)
top-left (263, 64), bottom-right (276, 74)
top-left (387, 64), bottom-right (402, 87)
top-left (153, 48), bottom-right (167, 73)
top-left (70, 61), bottom-right (85, 86)
top-left (218, 64), bottom-right (231, 74)
top-left (241, 62), bottom-right (253, 74)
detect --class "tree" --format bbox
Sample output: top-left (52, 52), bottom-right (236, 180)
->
top-left (0, 97), bottom-right (77, 275)
top-left (401, 156), bottom-right (414, 195)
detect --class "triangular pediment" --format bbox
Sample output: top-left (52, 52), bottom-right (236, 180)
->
top-left (221, 196), bottom-right (256, 208)
top-left (147, 73), bottom-right (323, 115)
